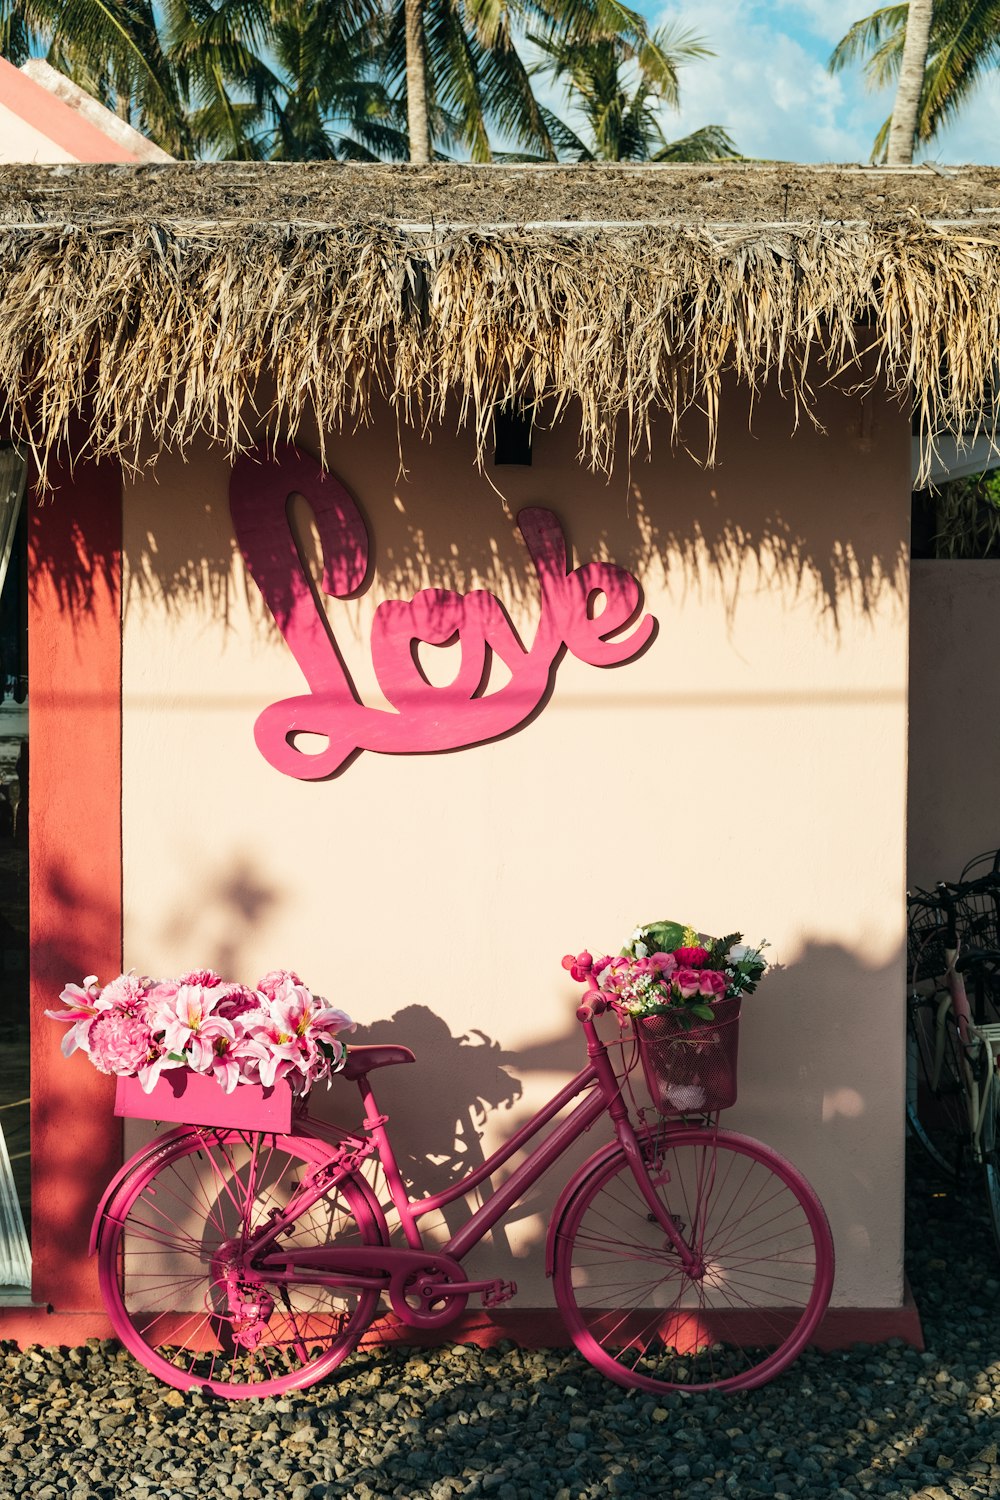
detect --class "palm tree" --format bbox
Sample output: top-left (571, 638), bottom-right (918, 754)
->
top-left (830, 1), bottom-right (1000, 161)
top-left (168, 0), bottom-right (402, 160)
top-left (886, 0), bottom-right (933, 162)
top-left (389, 0), bottom-right (671, 163)
top-left (529, 22), bottom-right (738, 162)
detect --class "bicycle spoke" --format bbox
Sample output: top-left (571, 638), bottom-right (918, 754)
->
top-left (99, 1129), bottom-right (384, 1398)
top-left (554, 1130), bottom-right (832, 1393)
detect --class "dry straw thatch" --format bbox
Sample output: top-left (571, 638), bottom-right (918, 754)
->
top-left (3, 161), bottom-right (1000, 486)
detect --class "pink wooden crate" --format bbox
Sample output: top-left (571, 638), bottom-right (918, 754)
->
top-left (114, 1069), bottom-right (293, 1132)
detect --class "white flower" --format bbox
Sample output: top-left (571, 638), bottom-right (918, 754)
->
top-left (666, 1084), bottom-right (706, 1111)
top-left (633, 941), bottom-right (649, 958)
top-left (726, 943), bottom-right (752, 963)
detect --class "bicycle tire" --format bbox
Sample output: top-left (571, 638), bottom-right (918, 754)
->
top-left (906, 993), bottom-right (968, 1181)
top-left (981, 1067), bottom-right (1000, 1261)
top-left (552, 1127), bottom-right (834, 1394)
top-left (98, 1127), bottom-right (387, 1398)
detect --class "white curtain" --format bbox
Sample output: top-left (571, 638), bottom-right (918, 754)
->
top-left (0, 447), bottom-right (30, 1286)
top-left (0, 1122), bottom-right (29, 1288)
top-left (0, 448), bottom-right (26, 597)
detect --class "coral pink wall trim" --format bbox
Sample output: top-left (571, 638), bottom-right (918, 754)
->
top-left (17, 453), bottom-right (123, 1328)
top-left (0, 55), bottom-right (139, 163)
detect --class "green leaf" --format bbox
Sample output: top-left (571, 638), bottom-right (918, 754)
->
top-left (630, 919), bottom-right (691, 953)
top-left (689, 1005), bottom-right (716, 1020)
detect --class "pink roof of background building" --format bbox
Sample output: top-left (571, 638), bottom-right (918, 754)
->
top-left (0, 55), bottom-right (172, 163)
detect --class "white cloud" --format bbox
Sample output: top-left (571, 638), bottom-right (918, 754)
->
top-left (522, 0), bottom-right (1000, 166)
top-left (651, 0), bottom-right (890, 162)
top-left (770, 0), bottom-right (867, 46)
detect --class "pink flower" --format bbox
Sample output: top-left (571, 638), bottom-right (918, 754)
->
top-left (151, 983), bottom-right (226, 1055)
top-left (269, 978), bottom-right (353, 1044)
top-left (215, 984), bottom-right (261, 1021)
top-left (201, 1031), bottom-right (258, 1093)
top-left (674, 946), bottom-right (710, 968)
top-left (650, 952), bottom-right (678, 976)
top-left (45, 976), bottom-right (103, 1058)
top-left (98, 973), bottom-right (151, 1011)
top-left (178, 968), bottom-right (223, 988)
top-left (257, 969), bottom-right (304, 1001)
top-left (698, 969), bottom-right (728, 1000)
top-left (88, 1011), bottom-right (157, 1076)
top-left (592, 955), bottom-right (614, 977)
top-left (597, 956), bottom-right (629, 987)
top-left (183, 1015), bottom-right (241, 1076)
top-left (673, 967), bottom-right (701, 1000)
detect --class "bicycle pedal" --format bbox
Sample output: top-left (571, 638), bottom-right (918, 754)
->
top-left (481, 1279), bottom-right (517, 1308)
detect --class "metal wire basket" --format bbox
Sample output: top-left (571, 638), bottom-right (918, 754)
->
top-left (634, 996), bottom-right (741, 1115)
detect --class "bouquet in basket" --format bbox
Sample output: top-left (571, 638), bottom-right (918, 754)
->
top-left (46, 968), bottom-right (354, 1095)
top-left (563, 920), bottom-right (767, 1115)
top-left (563, 919), bottom-right (767, 1023)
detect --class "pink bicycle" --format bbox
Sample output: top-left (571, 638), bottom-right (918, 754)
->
top-left (92, 983), bottom-right (834, 1400)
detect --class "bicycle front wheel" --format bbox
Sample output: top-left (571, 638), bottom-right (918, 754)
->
top-left (553, 1127), bottom-right (834, 1394)
top-left (98, 1128), bottom-right (386, 1398)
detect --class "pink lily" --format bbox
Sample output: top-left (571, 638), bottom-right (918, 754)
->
top-left (45, 975), bottom-right (103, 1058)
top-left (136, 1046), bottom-right (183, 1094)
top-left (200, 1029), bottom-right (257, 1093)
top-left (267, 976), bottom-right (354, 1045)
top-left (151, 983), bottom-right (228, 1056)
top-left (238, 1026), bottom-right (305, 1089)
top-left (183, 1014), bottom-right (241, 1074)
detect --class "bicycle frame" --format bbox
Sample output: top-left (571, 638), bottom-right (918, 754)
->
top-left (250, 1007), bottom-right (704, 1323)
top-left (928, 939), bottom-right (996, 1163)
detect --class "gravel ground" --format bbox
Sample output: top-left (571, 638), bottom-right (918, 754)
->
top-left (1, 1156), bottom-right (998, 1500)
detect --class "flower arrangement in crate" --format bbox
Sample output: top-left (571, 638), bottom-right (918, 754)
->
top-left (46, 968), bottom-right (355, 1129)
top-left (564, 919), bottom-right (767, 1115)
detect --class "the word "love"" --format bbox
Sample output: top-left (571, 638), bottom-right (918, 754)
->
top-left (230, 445), bottom-right (655, 780)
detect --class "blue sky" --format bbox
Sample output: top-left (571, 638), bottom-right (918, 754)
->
top-left (561, 0), bottom-right (1000, 163)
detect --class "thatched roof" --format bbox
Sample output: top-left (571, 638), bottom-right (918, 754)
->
top-left (3, 160), bottom-right (1000, 485)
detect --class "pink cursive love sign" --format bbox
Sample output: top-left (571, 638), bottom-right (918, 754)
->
top-left (230, 445), bottom-right (656, 780)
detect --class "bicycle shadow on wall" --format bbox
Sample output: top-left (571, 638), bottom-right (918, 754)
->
top-left (307, 936), bottom-right (910, 1298)
top-left (314, 1005), bottom-right (528, 1258)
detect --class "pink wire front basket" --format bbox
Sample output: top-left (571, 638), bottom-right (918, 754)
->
top-left (634, 996), bottom-right (741, 1115)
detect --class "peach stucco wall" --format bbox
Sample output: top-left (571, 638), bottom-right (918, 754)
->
top-left (121, 382), bottom-right (910, 1310)
top-left (908, 561), bottom-right (1000, 890)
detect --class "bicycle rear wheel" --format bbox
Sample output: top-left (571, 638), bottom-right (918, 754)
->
top-left (907, 993), bottom-right (968, 1181)
top-left (97, 1128), bottom-right (386, 1398)
top-left (552, 1127), bottom-right (834, 1394)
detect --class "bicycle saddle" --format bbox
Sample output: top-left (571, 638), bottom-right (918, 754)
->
top-left (341, 1045), bottom-right (415, 1080)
